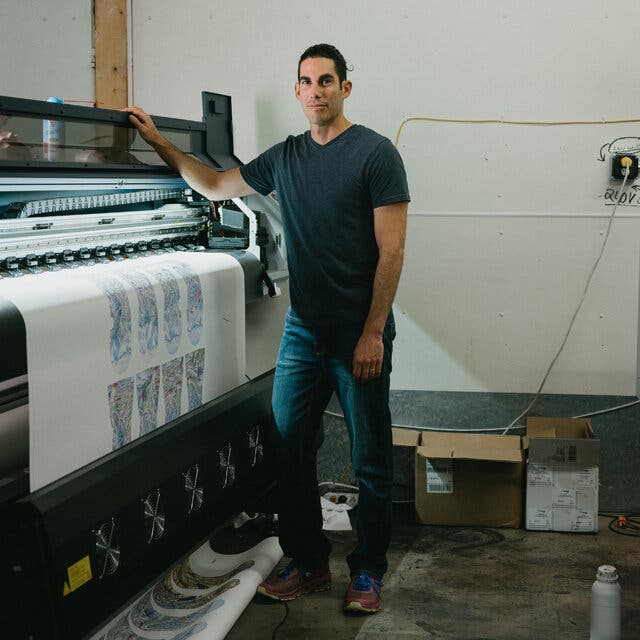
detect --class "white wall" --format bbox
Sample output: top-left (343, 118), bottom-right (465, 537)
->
top-left (4, 1), bottom-right (640, 395)
top-left (130, 0), bottom-right (640, 395)
top-left (0, 1), bottom-right (94, 102)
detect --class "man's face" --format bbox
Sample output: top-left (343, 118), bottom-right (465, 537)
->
top-left (295, 57), bottom-right (352, 127)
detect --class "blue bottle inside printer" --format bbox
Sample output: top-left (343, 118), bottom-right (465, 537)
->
top-left (43, 96), bottom-right (64, 161)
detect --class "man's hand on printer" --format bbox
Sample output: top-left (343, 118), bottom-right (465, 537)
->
top-left (0, 130), bottom-right (20, 148)
top-left (0, 114), bottom-right (19, 148)
top-left (0, 116), bottom-right (31, 160)
top-left (123, 105), bottom-right (252, 201)
top-left (123, 106), bottom-right (164, 147)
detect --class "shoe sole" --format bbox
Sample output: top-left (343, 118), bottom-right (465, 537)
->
top-left (343, 600), bottom-right (382, 613)
top-left (256, 582), bottom-right (331, 602)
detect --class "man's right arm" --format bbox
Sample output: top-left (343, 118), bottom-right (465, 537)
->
top-left (124, 106), bottom-right (255, 201)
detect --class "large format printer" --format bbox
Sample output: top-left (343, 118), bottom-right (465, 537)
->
top-left (0, 93), bottom-right (285, 639)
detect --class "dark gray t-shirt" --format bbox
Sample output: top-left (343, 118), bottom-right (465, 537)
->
top-left (240, 124), bottom-right (410, 327)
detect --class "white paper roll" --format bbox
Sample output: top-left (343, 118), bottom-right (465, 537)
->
top-left (89, 536), bottom-right (283, 640)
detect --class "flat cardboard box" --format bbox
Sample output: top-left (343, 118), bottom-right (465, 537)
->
top-left (524, 417), bottom-right (599, 533)
top-left (414, 431), bottom-right (523, 528)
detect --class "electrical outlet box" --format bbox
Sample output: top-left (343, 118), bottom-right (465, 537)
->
top-left (611, 154), bottom-right (639, 180)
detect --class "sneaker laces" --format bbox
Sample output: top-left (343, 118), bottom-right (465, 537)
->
top-left (277, 562), bottom-right (313, 580)
top-left (277, 562), bottom-right (297, 579)
top-left (353, 573), bottom-right (381, 595)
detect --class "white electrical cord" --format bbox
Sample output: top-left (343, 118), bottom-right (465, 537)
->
top-left (317, 480), bottom-right (358, 491)
top-left (325, 393), bottom-right (640, 432)
top-left (323, 409), bottom-right (525, 433)
top-left (502, 168), bottom-right (632, 434)
top-left (572, 398), bottom-right (640, 419)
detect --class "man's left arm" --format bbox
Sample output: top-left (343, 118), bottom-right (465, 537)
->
top-left (352, 201), bottom-right (408, 382)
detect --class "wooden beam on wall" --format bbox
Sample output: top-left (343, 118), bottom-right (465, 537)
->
top-left (94, 0), bottom-right (128, 110)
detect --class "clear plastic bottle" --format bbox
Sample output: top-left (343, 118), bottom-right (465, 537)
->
top-left (590, 564), bottom-right (621, 640)
top-left (42, 96), bottom-right (64, 161)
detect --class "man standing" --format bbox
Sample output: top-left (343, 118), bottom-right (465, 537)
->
top-left (126, 43), bottom-right (409, 614)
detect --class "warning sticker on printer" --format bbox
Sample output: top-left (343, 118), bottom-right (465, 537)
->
top-left (426, 459), bottom-right (453, 493)
top-left (64, 555), bottom-right (93, 596)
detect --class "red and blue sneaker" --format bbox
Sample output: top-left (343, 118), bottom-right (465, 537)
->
top-left (257, 562), bottom-right (331, 601)
top-left (344, 573), bottom-right (383, 613)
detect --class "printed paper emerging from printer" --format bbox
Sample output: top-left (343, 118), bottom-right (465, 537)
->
top-left (0, 252), bottom-right (246, 491)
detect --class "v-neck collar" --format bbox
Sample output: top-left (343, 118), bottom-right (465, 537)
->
top-left (307, 124), bottom-right (357, 149)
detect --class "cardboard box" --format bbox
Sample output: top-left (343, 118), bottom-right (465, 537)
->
top-left (524, 417), bottom-right (599, 533)
top-left (412, 431), bottom-right (523, 528)
top-left (392, 427), bottom-right (421, 448)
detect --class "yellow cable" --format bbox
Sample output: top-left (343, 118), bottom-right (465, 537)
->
top-left (394, 116), bottom-right (640, 147)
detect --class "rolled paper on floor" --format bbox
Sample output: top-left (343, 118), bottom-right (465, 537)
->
top-left (90, 536), bottom-right (283, 640)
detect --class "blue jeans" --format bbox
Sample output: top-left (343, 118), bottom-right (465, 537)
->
top-left (270, 307), bottom-right (395, 580)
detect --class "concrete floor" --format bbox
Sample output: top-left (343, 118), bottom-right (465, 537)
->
top-left (223, 513), bottom-right (640, 639)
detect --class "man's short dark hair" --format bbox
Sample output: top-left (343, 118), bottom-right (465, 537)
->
top-left (298, 44), bottom-right (348, 85)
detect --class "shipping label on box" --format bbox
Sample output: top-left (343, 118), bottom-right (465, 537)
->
top-left (571, 508), bottom-right (596, 532)
top-left (528, 462), bottom-right (553, 486)
top-left (571, 468), bottom-right (597, 489)
top-left (525, 480), bottom-right (553, 530)
top-left (426, 458), bottom-right (453, 494)
top-left (554, 467), bottom-right (598, 496)
top-left (528, 506), bottom-right (553, 530)
top-left (552, 504), bottom-right (597, 532)
top-left (552, 485), bottom-right (576, 508)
